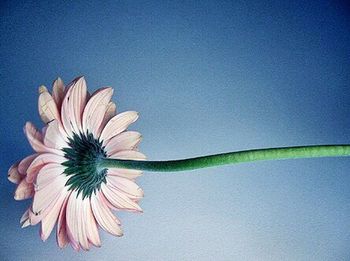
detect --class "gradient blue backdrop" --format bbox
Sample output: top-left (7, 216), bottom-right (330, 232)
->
top-left (1, 1), bottom-right (350, 260)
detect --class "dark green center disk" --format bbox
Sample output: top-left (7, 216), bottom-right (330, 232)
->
top-left (62, 132), bottom-right (107, 199)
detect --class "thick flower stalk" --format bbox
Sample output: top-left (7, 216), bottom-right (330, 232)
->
top-left (8, 76), bottom-right (350, 251)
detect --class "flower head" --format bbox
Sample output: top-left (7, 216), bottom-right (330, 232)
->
top-left (8, 76), bottom-right (145, 251)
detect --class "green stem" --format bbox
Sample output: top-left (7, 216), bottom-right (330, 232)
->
top-left (99, 145), bottom-right (350, 172)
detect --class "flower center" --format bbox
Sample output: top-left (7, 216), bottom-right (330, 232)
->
top-left (62, 132), bottom-right (107, 199)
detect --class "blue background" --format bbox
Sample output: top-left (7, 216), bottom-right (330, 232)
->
top-left (1, 1), bottom-right (350, 260)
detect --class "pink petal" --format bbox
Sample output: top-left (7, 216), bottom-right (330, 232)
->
top-left (67, 230), bottom-right (80, 251)
top-left (44, 120), bottom-right (68, 149)
top-left (109, 150), bottom-right (146, 160)
top-left (30, 184), bottom-right (69, 227)
top-left (97, 101), bottom-right (117, 136)
top-left (65, 192), bottom-right (79, 250)
top-left (28, 209), bottom-right (40, 226)
top-left (41, 190), bottom-right (69, 241)
top-left (66, 191), bottom-right (89, 251)
top-left (8, 162), bottom-right (23, 184)
top-left (38, 87), bottom-right (61, 124)
top-left (24, 122), bottom-right (62, 155)
top-left (79, 197), bottom-right (91, 250)
top-left (32, 174), bottom-right (67, 215)
top-left (91, 192), bottom-right (123, 236)
top-left (57, 192), bottom-right (71, 248)
top-left (29, 208), bottom-right (47, 226)
top-left (26, 153), bottom-right (66, 183)
top-left (106, 175), bottom-right (144, 199)
top-left (101, 183), bottom-right (142, 212)
top-left (100, 111), bottom-right (139, 145)
top-left (82, 87), bottom-right (113, 138)
top-left (61, 77), bottom-right (87, 136)
top-left (67, 192), bottom-right (79, 242)
top-left (24, 122), bottom-right (43, 150)
top-left (105, 131), bottom-right (142, 156)
top-left (99, 191), bottom-right (120, 211)
top-left (107, 168), bottom-right (143, 180)
top-left (85, 199), bottom-right (101, 247)
top-left (35, 163), bottom-right (65, 190)
top-left (52, 77), bottom-right (65, 109)
top-left (29, 188), bottom-right (68, 227)
top-left (14, 179), bottom-right (34, 200)
top-left (66, 226), bottom-right (80, 251)
top-left (18, 154), bottom-right (38, 174)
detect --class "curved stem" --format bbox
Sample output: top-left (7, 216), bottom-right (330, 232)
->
top-left (99, 145), bottom-right (350, 172)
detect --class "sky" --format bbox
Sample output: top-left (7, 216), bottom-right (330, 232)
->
top-left (1, 0), bottom-right (350, 260)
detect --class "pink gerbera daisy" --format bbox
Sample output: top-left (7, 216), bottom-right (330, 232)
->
top-left (8, 76), bottom-right (145, 251)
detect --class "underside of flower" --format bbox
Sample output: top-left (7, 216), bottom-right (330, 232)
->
top-left (8, 76), bottom-right (145, 251)
top-left (62, 132), bottom-right (107, 199)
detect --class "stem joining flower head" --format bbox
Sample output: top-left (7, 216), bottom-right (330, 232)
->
top-left (62, 132), bottom-right (107, 199)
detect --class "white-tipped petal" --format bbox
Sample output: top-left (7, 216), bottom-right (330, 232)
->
top-left (20, 209), bottom-right (31, 228)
